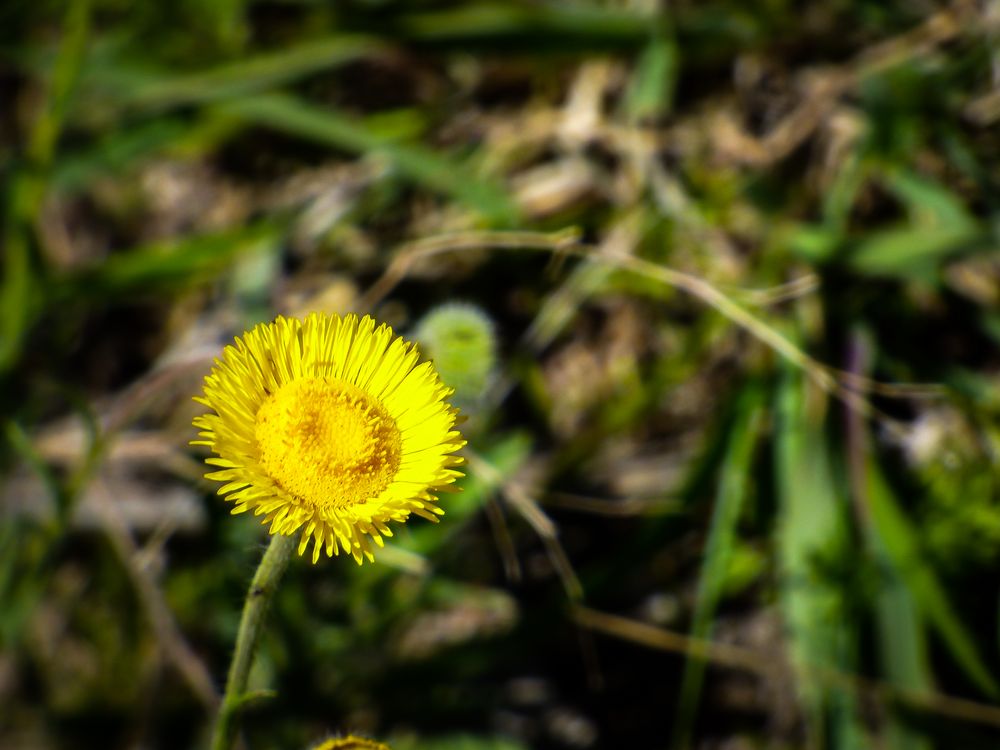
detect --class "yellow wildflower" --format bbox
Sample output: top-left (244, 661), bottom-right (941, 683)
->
top-left (193, 313), bottom-right (465, 563)
top-left (309, 736), bottom-right (391, 750)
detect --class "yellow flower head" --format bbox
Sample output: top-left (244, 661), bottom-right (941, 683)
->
top-left (193, 313), bottom-right (465, 564)
top-left (309, 736), bottom-right (391, 750)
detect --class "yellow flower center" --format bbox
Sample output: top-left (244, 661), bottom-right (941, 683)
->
top-left (254, 377), bottom-right (401, 509)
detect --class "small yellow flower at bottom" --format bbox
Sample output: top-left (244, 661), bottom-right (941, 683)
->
top-left (309, 737), bottom-right (391, 750)
top-left (192, 313), bottom-right (465, 564)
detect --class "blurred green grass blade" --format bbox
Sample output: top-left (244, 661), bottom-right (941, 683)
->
top-left (624, 30), bottom-right (678, 121)
top-left (54, 111), bottom-right (246, 192)
top-left (52, 118), bottom-right (189, 190)
top-left (63, 221), bottom-right (282, 296)
top-left (399, 3), bottom-right (650, 47)
top-left (0, 420), bottom-right (69, 647)
top-left (1, 0), bottom-right (90, 373)
top-left (847, 225), bottom-right (985, 280)
top-left (399, 432), bottom-right (532, 557)
top-left (0, 230), bottom-right (34, 373)
top-left (865, 456), bottom-right (1000, 698)
top-left (0, 521), bottom-right (45, 647)
top-left (444, 433), bottom-right (532, 519)
top-left (821, 151), bottom-right (869, 232)
top-left (885, 169), bottom-right (976, 232)
top-left (23, 0), bottom-right (90, 168)
top-left (396, 1), bottom-right (758, 63)
top-left (775, 370), bottom-right (867, 749)
top-left (864, 469), bottom-right (956, 749)
top-left (4, 420), bottom-right (64, 521)
top-left (525, 210), bottom-right (645, 351)
top-left (672, 384), bottom-right (763, 749)
top-left (787, 224), bottom-right (841, 263)
top-left (104, 35), bottom-right (384, 111)
top-left (848, 168), bottom-right (985, 279)
top-left (218, 94), bottom-right (519, 224)
top-left (526, 259), bottom-right (615, 351)
top-left (871, 536), bottom-right (932, 750)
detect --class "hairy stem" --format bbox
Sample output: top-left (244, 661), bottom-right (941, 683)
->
top-left (211, 533), bottom-right (295, 750)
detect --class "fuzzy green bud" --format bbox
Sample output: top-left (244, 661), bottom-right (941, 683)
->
top-left (414, 303), bottom-right (497, 410)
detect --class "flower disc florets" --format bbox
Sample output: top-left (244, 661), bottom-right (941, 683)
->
top-left (255, 377), bottom-right (402, 509)
top-left (192, 313), bottom-right (465, 563)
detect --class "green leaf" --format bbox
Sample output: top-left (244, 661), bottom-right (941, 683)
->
top-left (0, 229), bottom-right (35, 373)
top-left (112, 35), bottom-right (384, 112)
top-left (218, 94), bottom-right (519, 225)
top-left (866, 456), bottom-right (1000, 698)
top-left (1, 0), bottom-right (91, 372)
top-left (52, 119), bottom-right (190, 191)
top-left (624, 32), bottom-right (678, 121)
top-left (821, 150), bottom-right (870, 232)
top-left (786, 224), bottom-right (842, 263)
top-left (884, 169), bottom-right (976, 233)
top-left (775, 369), bottom-right (867, 749)
top-left (672, 383), bottom-right (763, 749)
top-left (63, 221), bottom-right (281, 296)
top-left (847, 169), bottom-right (985, 280)
top-left (399, 3), bottom-right (649, 48)
top-left (847, 225), bottom-right (983, 280)
top-left (871, 539), bottom-right (932, 750)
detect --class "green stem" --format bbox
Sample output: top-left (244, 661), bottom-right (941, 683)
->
top-left (211, 533), bottom-right (296, 750)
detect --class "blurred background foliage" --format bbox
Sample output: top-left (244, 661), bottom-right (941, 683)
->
top-left (2, 0), bottom-right (1000, 748)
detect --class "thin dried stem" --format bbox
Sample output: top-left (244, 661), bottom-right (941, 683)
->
top-left (361, 230), bottom-right (942, 428)
top-left (575, 606), bottom-right (1000, 731)
top-left (91, 479), bottom-right (220, 711)
top-left (465, 448), bottom-right (583, 600)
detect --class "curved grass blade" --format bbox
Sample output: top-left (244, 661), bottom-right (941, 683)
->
top-left (775, 368), bottom-right (868, 749)
top-left (218, 94), bottom-right (519, 225)
top-left (111, 35), bottom-right (385, 112)
top-left (671, 383), bottom-right (764, 749)
top-left (62, 221), bottom-right (282, 297)
top-left (865, 457), bottom-right (1000, 699)
top-left (1, 0), bottom-right (90, 373)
